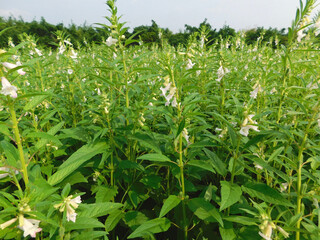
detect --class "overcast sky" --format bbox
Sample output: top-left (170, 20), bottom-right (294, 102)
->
top-left (0, 0), bottom-right (317, 32)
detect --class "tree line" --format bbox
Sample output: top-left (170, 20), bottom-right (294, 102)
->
top-left (0, 16), bottom-right (288, 49)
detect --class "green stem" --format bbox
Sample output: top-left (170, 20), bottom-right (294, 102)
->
top-left (296, 110), bottom-right (317, 240)
top-left (179, 133), bottom-right (187, 240)
top-left (230, 140), bottom-right (241, 184)
top-left (9, 103), bottom-right (29, 189)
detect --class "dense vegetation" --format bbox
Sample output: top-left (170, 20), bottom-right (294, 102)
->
top-left (0, 15), bottom-right (288, 49)
top-left (1, 0), bottom-right (320, 239)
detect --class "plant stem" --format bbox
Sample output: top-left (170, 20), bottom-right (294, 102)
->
top-left (9, 103), bottom-right (29, 189)
top-left (296, 110), bottom-right (317, 240)
top-left (179, 133), bottom-right (187, 240)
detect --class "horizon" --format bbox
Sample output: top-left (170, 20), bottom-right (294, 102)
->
top-left (2, 0), bottom-right (316, 34)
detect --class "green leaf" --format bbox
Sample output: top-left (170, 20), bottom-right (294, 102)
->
top-left (127, 218), bottom-right (171, 239)
top-left (204, 148), bottom-right (227, 177)
top-left (242, 183), bottom-right (293, 207)
top-left (267, 147), bottom-right (284, 162)
top-left (48, 142), bottom-right (107, 185)
top-left (65, 217), bottom-right (104, 231)
top-left (0, 140), bottom-right (19, 168)
top-left (72, 231), bottom-right (107, 240)
top-left (137, 153), bottom-right (173, 163)
top-left (159, 195), bottom-right (181, 218)
top-left (176, 118), bottom-right (185, 139)
top-left (140, 175), bottom-right (162, 189)
top-left (220, 181), bottom-right (242, 211)
top-left (61, 183), bottom-right (71, 198)
top-left (243, 134), bottom-right (267, 150)
top-left (220, 226), bottom-right (236, 240)
top-left (187, 160), bottom-right (216, 173)
top-left (23, 95), bottom-right (48, 111)
top-left (93, 186), bottom-right (118, 203)
top-left (59, 172), bottom-right (88, 186)
top-left (228, 125), bottom-right (238, 148)
top-left (188, 198), bottom-right (223, 227)
top-left (130, 132), bottom-right (161, 154)
top-left (0, 123), bottom-right (10, 137)
top-left (105, 209), bottom-right (124, 232)
top-left (35, 121), bottom-right (65, 149)
top-left (124, 211), bottom-right (149, 230)
top-left (118, 160), bottom-right (144, 171)
top-left (27, 132), bottom-right (62, 149)
top-left (60, 127), bottom-right (92, 142)
top-left (79, 202), bottom-right (123, 218)
top-left (223, 216), bottom-right (258, 226)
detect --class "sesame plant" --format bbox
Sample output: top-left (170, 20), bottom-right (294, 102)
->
top-left (1, 0), bottom-right (320, 239)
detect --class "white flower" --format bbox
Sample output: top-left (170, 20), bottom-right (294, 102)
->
top-left (67, 69), bottom-right (73, 75)
top-left (160, 82), bottom-right (172, 97)
top-left (54, 195), bottom-right (81, 223)
top-left (182, 128), bottom-right (190, 144)
top-left (2, 62), bottom-right (26, 75)
top-left (259, 231), bottom-right (272, 240)
top-left (315, 20), bottom-right (320, 36)
top-left (240, 114), bottom-right (260, 137)
top-left (106, 36), bottom-right (118, 46)
top-left (240, 125), bottom-right (259, 137)
top-left (18, 218), bottom-right (42, 238)
top-left (58, 45), bottom-right (66, 55)
top-left (1, 77), bottom-right (18, 98)
top-left (66, 196), bottom-right (81, 222)
top-left (276, 226), bottom-right (289, 238)
top-left (186, 59), bottom-right (194, 70)
top-left (0, 217), bottom-right (17, 230)
top-left (216, 65), bottom-right (229, 82)
top-left (64, 40), bottom-right (72, 45)
top-left (250, 83), bottom-right (263, 99)
top-left (164, 87), bottom-right (176, 106)
top-left (270, 87), bottom-right (277, 94)
top-left (297, 30), bottom-right (306, 42)
top-left (171, 97), bottom-right (177, 107)
top-left (35, 48), bottom-right (42, 56)
top-left (254, 163), bottom-right (263, 170)
top-left (0, 167), bottom-right (19, 179)
top-left (280, 183), bottom-right (288, 192)
top-left (69, 49), bottom-right (78, 59)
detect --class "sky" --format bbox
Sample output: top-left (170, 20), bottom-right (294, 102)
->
top-left (0, 0), bottom-right (317, 33)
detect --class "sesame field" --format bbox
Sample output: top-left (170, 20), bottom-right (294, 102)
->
top-left (1, 0), bottom-right (320, 239)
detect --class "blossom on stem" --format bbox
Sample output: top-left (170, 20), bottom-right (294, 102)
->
top-left (314, 20), bottom-right (320, 36)
top-left (250, 83), bottom-right (263, 99)
top-left (35, 48), bottom-right (42, 56)
top-left (216, 65), bottom-right (229, 82)
top-left (0, 217), bottom-right (17, 230)
top-left (54, 195), bottom-right (82, 222)
top-left (186, 59), bottom-right (194, 70)
top-left (58, 45), bottom-right (66, 55)
top-left (160, 77), bottom-right (178, 107)
top-left (297, 30), bottom-right (306, 42)
top-left (1, 77), bottom-right (18, 98)
top-left (0, 167), bottom-right (19, 179)
top-left (106, 36), bottom-right (118, 46)
top-left (2, 62), bottom-right (26, 75)
top-left (18, 218), bottom-right (42, 238)
top-left (240, 114), bottom-right (260, 137)
top-left (182, 128), bottom-right (190, 145)
top-left (69, 49), bottom-right (78, 59)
